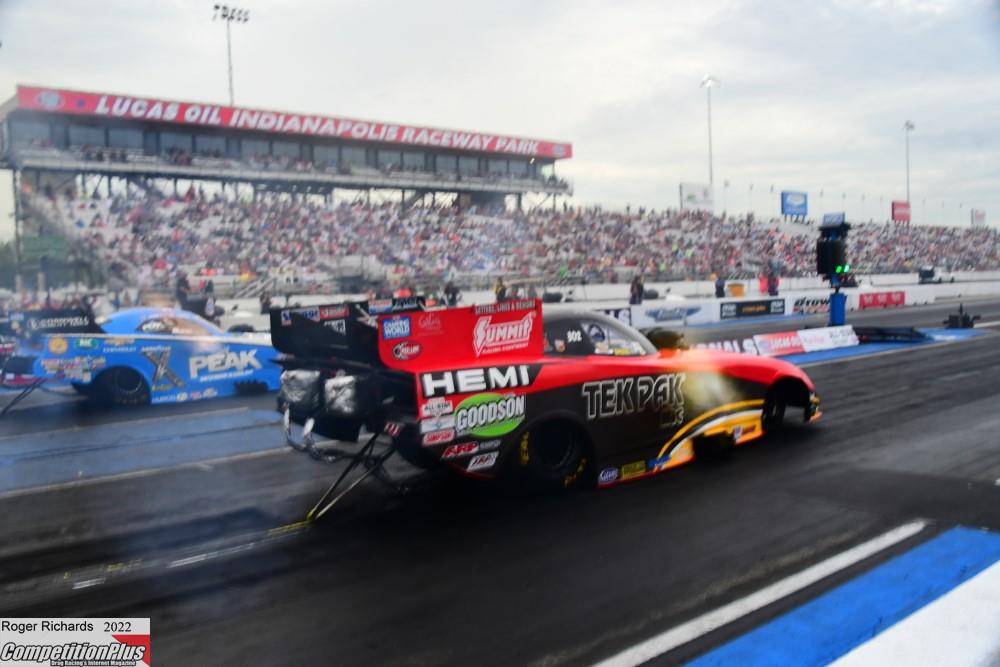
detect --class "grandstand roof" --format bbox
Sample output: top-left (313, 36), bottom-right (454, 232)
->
top-left (4, 84), bottom-right (573, 160)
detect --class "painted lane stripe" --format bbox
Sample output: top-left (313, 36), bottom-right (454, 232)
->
top-left (592, 521), bottom-right (927, 667)
top-left (685, 526), bottom-right (1000, 667)
top-left (829, 558), bottom-right (1000, 667)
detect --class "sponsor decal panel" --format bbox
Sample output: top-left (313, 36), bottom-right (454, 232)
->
top-left (598, 467), bottom-right (620, 485)
top-left (859, 291), bottom-right (905, 310)
top-left (419, 414), bottom-right (456, 434)
top-left (620, 461), bottom-right (646, 481)
top-left (467, 451), bottom-right (499, 472)
top-left (694, 338), bottom-right (760, 355)
top-left (420, 364), bottom-right (538, 398)
top-left (381, 316), bottom-right (411, 340)
top-left (280, 307), bottom-right (320, 326)
top-left (473, 312), bottom-right (536, 356)
top-left (142, 348), bottom-right (184, 389)
top-left (454, 393), bottom-right (526, 438)
top-left (441, 442), bottom-right (478, 459)
top-left (420, 397), bottom-right (454, 419)
top-left (720, 298), bottom-right (786, 319)
top-left (753, 331), bottom-right (805, 356)
top-left (392, 341), bottom-right (421, 361)
top-left (581, 374), bottom-right (685, 427)
top-left (415, 312), bottom-right (444, 336)
top-left (46, 337), bottom-right (68, 355)
top-left (422, 429), bottom-right (455, 446)
top-left (189, 349), bottom-right (262, 379)
top-left (793, 295), bottom-right (830, 315)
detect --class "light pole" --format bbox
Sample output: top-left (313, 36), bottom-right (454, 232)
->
top-left (213, 4), bottom-right (250, 106)
top-left (904, 120), bottom-right (915, 204)
top-left (700, 76), bottom-right (719, 188)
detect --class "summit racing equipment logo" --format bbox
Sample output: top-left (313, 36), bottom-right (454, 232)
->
top-left (581, 373), bottom-right (686, 426)
top-left (454, 393), bottom-right (526, 438)
top-left (189, 349), bottom-right (262, 378)
top-left (793, 295), bottom-right (829, 314)
top-left (473, 312), bottom-right (535, 356)
top-left (421, 364), bottom-right (538, 398)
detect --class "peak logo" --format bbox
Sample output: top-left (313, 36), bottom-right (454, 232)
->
top-left (189, 350), bottom-right (261, 378)
top-left (473, 312), bottom-right (535, 356)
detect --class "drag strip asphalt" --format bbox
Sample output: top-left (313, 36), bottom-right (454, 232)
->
top-left (0, 299), bottom-right (998, 666)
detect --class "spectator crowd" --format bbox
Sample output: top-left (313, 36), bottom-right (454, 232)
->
top-left (28, 186), bottom-right (1000, 292)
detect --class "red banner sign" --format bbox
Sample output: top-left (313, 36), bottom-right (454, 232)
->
top-left (891, 200), bottom-right (911, 223)
top-left (859, 291), bottom-right (905, 310)
top-left (16, 85), bottom-right (572, 160)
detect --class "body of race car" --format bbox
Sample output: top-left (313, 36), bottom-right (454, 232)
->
top-left (5, 307), bottom-right (280, 406)
top-left (276, 299), bottom-right (820, 488)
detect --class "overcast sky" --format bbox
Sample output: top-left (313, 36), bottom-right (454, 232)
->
top-left (0, 0), bottom-right (998, 237)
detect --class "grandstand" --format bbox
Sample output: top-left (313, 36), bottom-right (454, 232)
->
top-left (0, 84), bottom-right (573, 291)
top-left (1, 84), bottom-right (997, 300)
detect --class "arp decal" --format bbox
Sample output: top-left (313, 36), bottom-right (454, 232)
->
top-left (420, 364), bottom-right (537, 398)
top-left (441, 442), bottom-right (478, 459)
top-left (189, 349), bottom-right (262, 379)
top-left (454, 393), bottom-right (526, 438)
top-left (142, 348), bottom-right (185, 388)
top-left (581, 374), bottom-right (686, 426)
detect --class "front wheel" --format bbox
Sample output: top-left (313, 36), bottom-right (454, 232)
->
top-left (94, 368), bottom-right (151, 407)
top-left (519, 421), bottom-right (591, 490)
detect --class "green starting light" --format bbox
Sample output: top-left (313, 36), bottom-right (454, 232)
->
top-left (835, 265), bottom-right (843, 274)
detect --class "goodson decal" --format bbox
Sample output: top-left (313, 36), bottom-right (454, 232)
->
top-left (454, 393), bottom-right (526, 438)
top-left (581, 374), bottom-right (686, 426)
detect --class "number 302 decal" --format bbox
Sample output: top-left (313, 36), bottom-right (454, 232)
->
top-left (566, 330), bottom-right (583, 343)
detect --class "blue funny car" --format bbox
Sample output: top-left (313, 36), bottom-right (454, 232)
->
top-left (12, 307), bottom-right (281, 406)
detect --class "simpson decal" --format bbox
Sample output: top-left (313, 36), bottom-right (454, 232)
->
top-left (454, 393), bottom-right (526, 438)
top-left (581, 374), bottom-right (685, 426)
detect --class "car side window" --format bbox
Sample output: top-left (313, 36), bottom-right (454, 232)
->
top-left (543, 319), bottom-right (595, 356)
top-left (580, 318), bottom-right (650, 357)
top-left (137, 318), bottom-right (171, 334)
top-left (137, 317), bottom-right (212, 336)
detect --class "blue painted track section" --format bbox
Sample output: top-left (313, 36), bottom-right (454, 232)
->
top-left (687, 526), bottom-right (1000, 666)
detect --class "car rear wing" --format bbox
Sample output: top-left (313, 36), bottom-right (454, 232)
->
top-left (269, 297), bottom-right (428, 368)
top-left (377, 299), bottom-right (543, 372)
